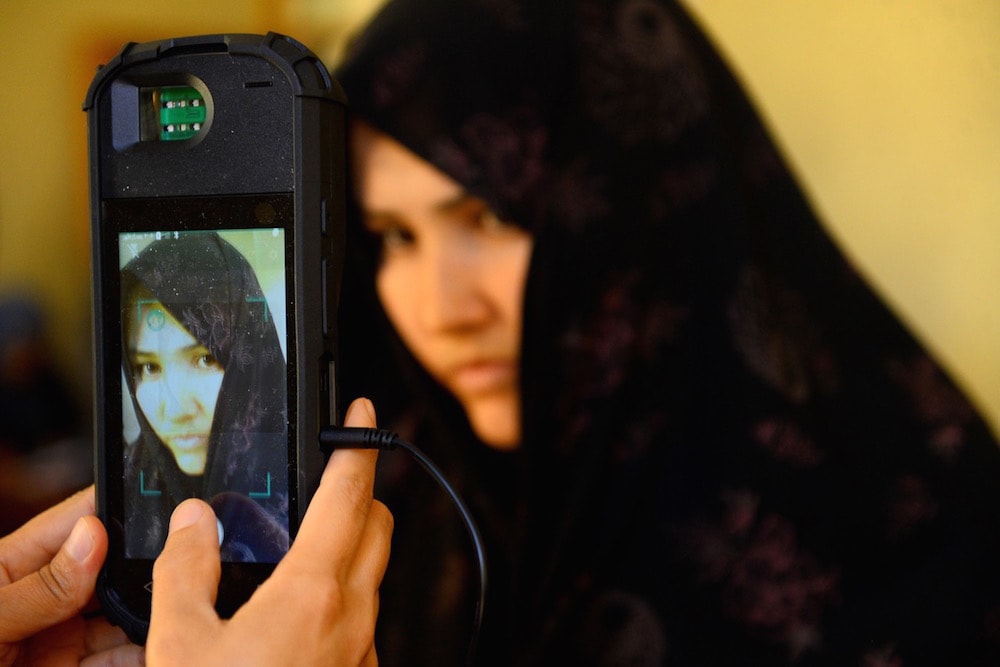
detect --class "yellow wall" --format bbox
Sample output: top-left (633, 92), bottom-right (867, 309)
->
top-left (1, 0), bottom-right (998, 433)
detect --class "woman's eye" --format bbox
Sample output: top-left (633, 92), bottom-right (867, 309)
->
top-left (467, 202), bottom-right (518, 234)
top-left (196, 353), bottom-right (221, 370)
top-left (136, 362), bottom-right (160, 380)
top-left (379, 224), bottom-right (415, 252)
top-left (479, 208), bottom-right (514, 233)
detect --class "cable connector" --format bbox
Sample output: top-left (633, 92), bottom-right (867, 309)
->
top-left (316, 425), bottom-right (487, 664)
top-left (318, 426), bottom-right (399, 455)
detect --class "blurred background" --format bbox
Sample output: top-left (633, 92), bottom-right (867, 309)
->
top-left (1, 0), bottom-right (998, 530)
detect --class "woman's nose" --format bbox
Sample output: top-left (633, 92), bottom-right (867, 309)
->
top-left (417, 240), bottom-right (491, 332)
top-left (159, 372), bottom-right (199, 421)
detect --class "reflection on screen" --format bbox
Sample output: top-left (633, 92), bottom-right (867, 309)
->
top-left (118, 229), bottom-right (289, 562)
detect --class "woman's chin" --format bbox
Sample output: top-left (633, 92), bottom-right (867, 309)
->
top-left (172, 451), bottom-right (208, 476)
top-left (465, 394), bottom-right (522, 451)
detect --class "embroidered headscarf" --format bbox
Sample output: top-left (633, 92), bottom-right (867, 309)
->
top-left (336, 0), bottom-right (1000, 663)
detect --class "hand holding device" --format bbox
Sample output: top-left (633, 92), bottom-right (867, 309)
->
top-left (146, 397), bottom-right (391, 667)
top-left (0, 487), bottom-right (142, 665)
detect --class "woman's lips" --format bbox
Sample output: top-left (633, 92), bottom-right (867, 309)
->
top-left (449, 360), bottom-right (517, 394)
top-left (168, 434), bottom-right (209, 451)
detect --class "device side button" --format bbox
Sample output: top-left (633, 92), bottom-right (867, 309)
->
top-left (321, 259), bottom-right (329, 335)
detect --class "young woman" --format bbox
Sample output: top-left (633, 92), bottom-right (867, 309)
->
top-left (120, 231), bottom-right (288, 562)
top-left (336, 0), bottom-right (1000, 663)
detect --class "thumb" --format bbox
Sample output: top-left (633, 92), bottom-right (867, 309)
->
top-left (0, 515), bottom-right (106, 644)
top-left (148, 500), bottom-right (222, 648)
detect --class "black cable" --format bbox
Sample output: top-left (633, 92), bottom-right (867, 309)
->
top-left (319, 426), bottom-right (487, 665)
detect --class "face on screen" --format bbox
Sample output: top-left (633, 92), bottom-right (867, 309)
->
top-left (127, 300), bottom-right (224, 475)
top-left (119, 228), bottom-right (289, 561)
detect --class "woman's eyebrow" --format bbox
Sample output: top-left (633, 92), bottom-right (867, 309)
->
top-left (365, 192), bottom-right (473, 216)
top-left (361, 209), bottom-right (403, 233)
top-left (435, 192), bottom-right (477, 214)
top-left (361, 192), bottom-right (477, 229)
top-left (128, 343), bottom-right (209, 356)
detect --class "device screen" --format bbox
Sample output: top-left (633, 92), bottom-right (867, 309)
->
top-left (105, 195), bottom-right (294, 564)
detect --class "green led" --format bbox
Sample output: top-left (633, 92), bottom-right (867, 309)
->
top-left (157, 86), bottom-right (206, 141)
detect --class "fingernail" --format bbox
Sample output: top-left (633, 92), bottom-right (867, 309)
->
top-left (361, 397), bottom-right (377, 422)
top-left (65, 518), bottom-right (94, 563)
top-left (169, 499), bottom-right (206, 533)
top-left (346, 396), bottom-right (376, 424)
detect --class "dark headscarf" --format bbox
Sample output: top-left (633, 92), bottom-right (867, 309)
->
top-left (121, 232), bottom-right (288, 562)
top-left (336, 1), bottom-right (1000, 664)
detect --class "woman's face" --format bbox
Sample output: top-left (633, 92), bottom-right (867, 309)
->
top-left (128, 300), bottom-right (224, 474)
top-left (351, 122), bottom-right (533, 450)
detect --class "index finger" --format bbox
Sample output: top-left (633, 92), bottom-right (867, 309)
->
top-left (0, 486), bottom-right (96, 584)
top-left (283, 398), bottom-right (379, 570)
